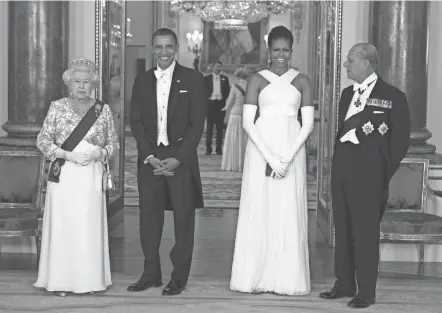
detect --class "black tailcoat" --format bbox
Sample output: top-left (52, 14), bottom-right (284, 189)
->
top-left (130, 62), bottom-right (207, 285)
top-left (203, 73), bottom-right (231, 152)
top-left (331, 77), bottom-right (410, 299)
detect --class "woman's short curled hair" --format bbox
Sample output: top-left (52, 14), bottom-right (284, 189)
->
top-left (62, 58), bottom-right (100, 88)
top-left (234, 67), bottom-right (250, 80)
top-left (267, 26), bottom-right (294, 49)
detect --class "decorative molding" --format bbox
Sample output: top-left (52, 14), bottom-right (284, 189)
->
top-left (94, 0), bottom-right (103, 100)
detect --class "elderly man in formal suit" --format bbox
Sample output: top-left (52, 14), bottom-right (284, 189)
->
top-left (204, 61), bottom-right (230, 155)
top-left (319, 43), bottom-right (410, 309)
top-left (128, 28), bottom-right (206, 296)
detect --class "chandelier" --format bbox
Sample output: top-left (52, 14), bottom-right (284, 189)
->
top-left (171, 1), bottom-right (299, 30)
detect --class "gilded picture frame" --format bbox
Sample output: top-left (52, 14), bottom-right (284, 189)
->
top-left (387, 158), bottom-right (429, 213)
top-left (94, 0), bottom-right (126, 216)
top-left (0, 150), bottom-right (46, 211)
top-left (315, 0), bottom-right (343, 247)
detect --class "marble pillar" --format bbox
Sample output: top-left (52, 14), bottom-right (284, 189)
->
top-left (371, 1), bottom-right (435, 154)
top-left (0, 1), bottom-right (69, 147)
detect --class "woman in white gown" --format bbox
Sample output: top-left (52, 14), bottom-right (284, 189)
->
top-left (230, 26), bottom-right (315, 295)
top-left (221, 67), bottom-right (249, 172)
top-left (34, 59), bottom-right (118, 296)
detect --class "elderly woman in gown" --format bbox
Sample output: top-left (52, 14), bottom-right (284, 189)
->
top-left (34, 58), bottom-right (119, 296)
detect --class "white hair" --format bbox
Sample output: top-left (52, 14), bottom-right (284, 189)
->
top-left (62, 67), bottom-right (100, 89)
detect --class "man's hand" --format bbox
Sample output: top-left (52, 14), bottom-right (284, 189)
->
top-left (147, 157), bottom-right (165, 171)
top-left (153, 157), bottom-right (180, 176)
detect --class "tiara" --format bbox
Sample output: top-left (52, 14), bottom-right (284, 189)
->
top-left (68, 58), bottom-right (97, 71)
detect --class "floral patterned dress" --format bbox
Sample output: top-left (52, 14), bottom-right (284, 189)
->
top-left (34, 97), bottom-right (118, 293)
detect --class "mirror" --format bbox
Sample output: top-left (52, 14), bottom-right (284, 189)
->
top-left (315, 0), bottom-right (343, 247)
top-left (95, 0), bottom-right (127, 210)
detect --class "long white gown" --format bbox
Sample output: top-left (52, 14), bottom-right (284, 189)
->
top-left (221, 81), bottom-right (248, 172)
top-left (230, 69), bottom-right (310, 295)
top-left (34, 99), bottom-right (118, 293)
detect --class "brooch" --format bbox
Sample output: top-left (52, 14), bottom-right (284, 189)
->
top-left (378, 122), bottom-right (389, 135)
top-left (95, 103), bottom-right (102, 117)
top-left (362, 121), bottom-right (374, 136)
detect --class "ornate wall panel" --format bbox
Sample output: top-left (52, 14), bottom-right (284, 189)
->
top-left (315, 0), bottom-right (343, 247)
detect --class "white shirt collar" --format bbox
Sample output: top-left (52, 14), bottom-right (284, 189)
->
top-left (353, 72), bottom-right (378, 91)
top-left (155, 61), bottom-right (176, 77)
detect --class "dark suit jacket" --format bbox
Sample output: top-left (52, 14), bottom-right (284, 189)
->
top-left (335, 77), bottom-right (411, 183)
top-left (204, 73), bottom-right (230, 101)
top-left (130, 62), bottom-right (207, 208)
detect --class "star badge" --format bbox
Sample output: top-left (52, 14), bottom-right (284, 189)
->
top-left (378, 122), bottom-right (389, 136)
top-left (362, 121), bottom-right (374, 136)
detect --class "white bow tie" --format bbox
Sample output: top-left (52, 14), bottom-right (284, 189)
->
top-left (353, 79), bottom-right (375, 91)
top-left (154, 69), bottom-right (169, 79)
top-left (353, 83), bottom-right (365, 91)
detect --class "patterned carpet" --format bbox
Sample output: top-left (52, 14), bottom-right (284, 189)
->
top-left (124, 135), bottom-right (317, 209)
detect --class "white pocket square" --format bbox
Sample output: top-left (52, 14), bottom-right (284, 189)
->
top-left (179, 90), bottom-right (188, 93)
top-left (340, 129), bottom-right (360, 144)
top-left (373, 111), bottom-right (384, 114)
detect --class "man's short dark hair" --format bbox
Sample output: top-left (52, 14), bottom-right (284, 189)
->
top-left (152, 28), bottom-right (178, 45)
top-left (215, 60), bottom-right (223, 66)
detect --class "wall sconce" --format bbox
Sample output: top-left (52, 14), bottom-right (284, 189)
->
top-left (126, 18), bottom-right (133, 42)
top-left (110, 18), bottom-right (133, 47)
top-left (186, 30), bottom-right (203, 56)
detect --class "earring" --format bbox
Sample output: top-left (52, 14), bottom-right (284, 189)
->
top-left (267, 56), bottom-right (271, 67)
top-left (288, 59), bottom-right (292, 68)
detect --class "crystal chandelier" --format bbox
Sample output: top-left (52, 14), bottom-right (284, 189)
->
top-left (171, 1), bottom-right (299, 30)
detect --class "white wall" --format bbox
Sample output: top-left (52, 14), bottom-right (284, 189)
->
top-left (340, 1), bottom-right (370, 91)
top-left (427, 1), bottom-right (442, 153)
top-left (0, 1), bottom-right (8, 137)
top-left (69, 1), bottom-right (95, 62)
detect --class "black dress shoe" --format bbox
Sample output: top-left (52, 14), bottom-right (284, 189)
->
top-left (162, 280), bottom-right (185, 296)
top-left (205, 150), bottom-right (212, 155)
top-left (216, 150), bottom-right (222, 155)
top-left (319, 288), bottom-right (356, 300)
top-left (127, 279), bottom-right (162, 292)
top-left (348, 296), bottom-right (375, 309)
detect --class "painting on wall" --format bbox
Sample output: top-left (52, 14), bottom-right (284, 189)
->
top-left (201, 19), bottom-right (268, 72)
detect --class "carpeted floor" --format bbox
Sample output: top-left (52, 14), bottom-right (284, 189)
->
top-left (1, 271), bottom-right (442, 313)
top-left (123, 135), bottom-right (317, 209)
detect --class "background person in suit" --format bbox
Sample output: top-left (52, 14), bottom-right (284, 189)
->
top-left (128, 28), bottom-right (206, 296)
top-left (204, 61), bottom-right (230, 155)
top-left (319, 43), bottom-right (410, 309)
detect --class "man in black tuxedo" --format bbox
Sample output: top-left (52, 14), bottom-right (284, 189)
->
top-left (128, 28), bottom-right (206, 296)
top-left (204, 61), bottom-right (230, 155)
top-left (319, 43), bottom-right (410, 309)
